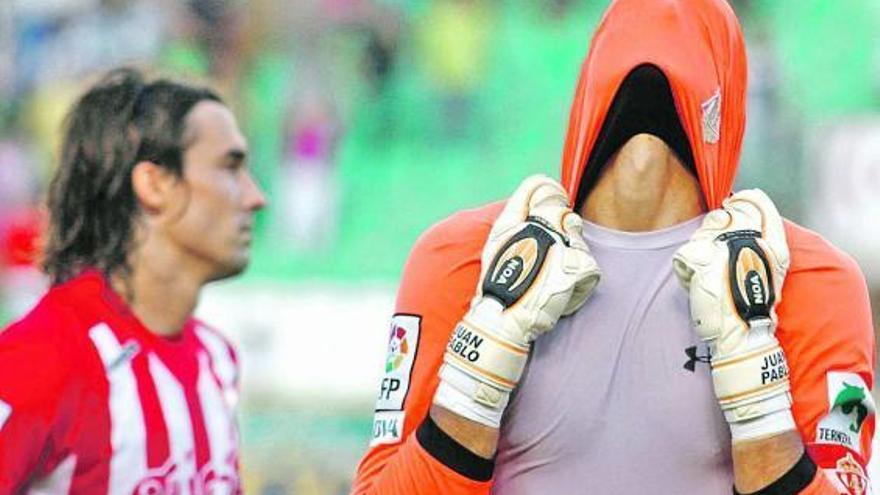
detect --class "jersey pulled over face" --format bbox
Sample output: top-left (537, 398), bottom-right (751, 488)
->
top-left (561, 0), bottom-right (747, 210)
top-left (0, 271), bottom-right (242, 494)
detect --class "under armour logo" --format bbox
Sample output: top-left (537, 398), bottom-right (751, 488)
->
top-left (683, 345), bottom-right (712, 372)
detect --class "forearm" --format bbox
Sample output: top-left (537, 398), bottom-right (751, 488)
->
top-left (733, 430), bottom-right (804, 493)
top-left (430, 404), bottom-right (499, 459)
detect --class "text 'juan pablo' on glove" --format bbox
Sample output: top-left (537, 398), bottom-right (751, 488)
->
top-left (433, 175), bottom-right (601, 428)
top-left (673, 189), bottom-right (794, 443)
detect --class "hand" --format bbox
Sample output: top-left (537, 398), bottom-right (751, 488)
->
top-left (434, 175), bottom-right (601, 427)
top-left (673, 189), bottom-right (794, 442)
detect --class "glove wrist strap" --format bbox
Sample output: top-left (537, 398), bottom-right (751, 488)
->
top-left (443, 301), bottom-right (530, 395)
top-left (729, 402), bottom-right (796, 443)
top-left (712, 340), bottom-right (790, 414)
top-left (435, 365), bottom-right (509, 428)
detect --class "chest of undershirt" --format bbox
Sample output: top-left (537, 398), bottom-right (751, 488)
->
top-left (493, 217), bottom-right (736, 494)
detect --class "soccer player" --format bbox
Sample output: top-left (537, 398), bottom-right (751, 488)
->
top-left (353, 1), bottom-right (875, 494)
top-left (0, 68), bottom-right (266, 493)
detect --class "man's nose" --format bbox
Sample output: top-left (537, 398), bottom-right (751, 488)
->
top-left (243, 171), bottom-right (267, 211)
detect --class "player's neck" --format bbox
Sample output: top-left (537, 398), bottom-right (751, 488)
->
top-left (579, 134), bottom-right (705, 232)
top-left (111, 236), bottom-right (208, 338)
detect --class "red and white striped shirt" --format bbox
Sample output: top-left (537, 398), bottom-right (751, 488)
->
top-left (0, 271), bottom-right (241, 494)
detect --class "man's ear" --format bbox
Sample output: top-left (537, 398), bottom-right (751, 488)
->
top-left (131, 161), bottom-right (176, 213)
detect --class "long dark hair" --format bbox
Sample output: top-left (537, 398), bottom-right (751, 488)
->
top-left (43, 68), bottom-right (221, 284)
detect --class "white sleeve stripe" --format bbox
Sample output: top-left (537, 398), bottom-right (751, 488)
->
top-left (26, 454), bottom-right (77, 495)
top-left (196, 353), bottom-right (238, 476)
top-left (148, 355), bottom-right (197, 487)
top-left (88, 323), bottom-right (147, 495)
top-left (194, 326), bottom-right (237, 393)
top-left (0, 400), bottom-right (10, 431)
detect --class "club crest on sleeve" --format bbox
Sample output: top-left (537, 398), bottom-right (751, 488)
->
top-left (374, 314), bottom-right (421, 412)
top-left (834, 453), bottom-right (869, 495)
top-left (815, 372), bottom-right (876, 454)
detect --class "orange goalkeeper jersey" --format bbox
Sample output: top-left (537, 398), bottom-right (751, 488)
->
top-left (352, 201), bottom-right (874, 495)
top-left (354, 0), bottom-right (875, 492)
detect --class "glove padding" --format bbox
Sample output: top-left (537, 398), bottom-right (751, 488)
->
top-left (673, 189), bottom-right (794, 441)
top-left (435, 175), bottom-right (601, 427)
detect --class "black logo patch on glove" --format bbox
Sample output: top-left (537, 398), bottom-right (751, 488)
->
top-left (483, 222), bottom-right (556, 308)
top-left (718, 230), bottom-right (775, 323)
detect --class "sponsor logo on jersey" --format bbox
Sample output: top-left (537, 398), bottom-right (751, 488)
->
top-left (683, 344), bottom-right (712, 372)
top-left (133, 456), bottom-right (240, 495)
top-left (834, 452), bottom-right (869, 495)
top-left (816, 372), bottom-right (876, 454)
top-left (375, 315), bottom-right (421, 412)
top-left (0, 399), bottom-right (10, 432)
top-left (370, 411), bottom-right (405, 447)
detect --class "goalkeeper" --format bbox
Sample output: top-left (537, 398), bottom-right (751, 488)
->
top-left (353, 0), bottom-right (874, 493)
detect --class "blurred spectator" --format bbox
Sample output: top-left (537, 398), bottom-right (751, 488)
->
top-left (15, 0), bottom-right (166, 91)
top-left (278, 91), bottom-right (341, 252)
top-left (416, 0), bottom-right (491, 139)
top-left (361, 21), bottom-right (398, 96)
top-left (0, 116), bottom-right (44, 325)
top-left (186, 0), bottom-right (247, 84)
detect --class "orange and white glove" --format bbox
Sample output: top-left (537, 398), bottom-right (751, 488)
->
top-left (434, 175), bottom-right (601, 427)
top-left (673, 189), bottom-right (793, 442)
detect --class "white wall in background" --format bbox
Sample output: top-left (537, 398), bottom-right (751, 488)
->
top-left (808, 118), bottom-right (880, 284)
top-left (197, 282), bottom-right (395, 401)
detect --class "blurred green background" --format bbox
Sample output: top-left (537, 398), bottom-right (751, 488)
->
top-left (1, 0), bottom-right (879, 493)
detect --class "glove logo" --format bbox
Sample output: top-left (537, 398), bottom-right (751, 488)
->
top-left (494, 250), bottom-right (528, 288)
top-left (483, 224), bottom-right (555, 307)
top-left (723, 232), bottom-right (774, 323)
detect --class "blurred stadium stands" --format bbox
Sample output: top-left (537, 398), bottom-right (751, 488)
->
top-left (1, 0), bottom-right (879, 493)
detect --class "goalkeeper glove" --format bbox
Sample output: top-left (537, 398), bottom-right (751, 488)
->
top-left (434, 175), bottom-right (601, 428)
top-left (673, 189), bottom-right (794, 442)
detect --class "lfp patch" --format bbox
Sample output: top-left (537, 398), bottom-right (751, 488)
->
top-left (374, 314), bottom-right (421, 412)
top-left (815, 371), bottom-right (876, 454)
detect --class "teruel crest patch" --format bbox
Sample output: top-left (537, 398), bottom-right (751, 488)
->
top-left (815, 371), bottom-right (876, 454)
